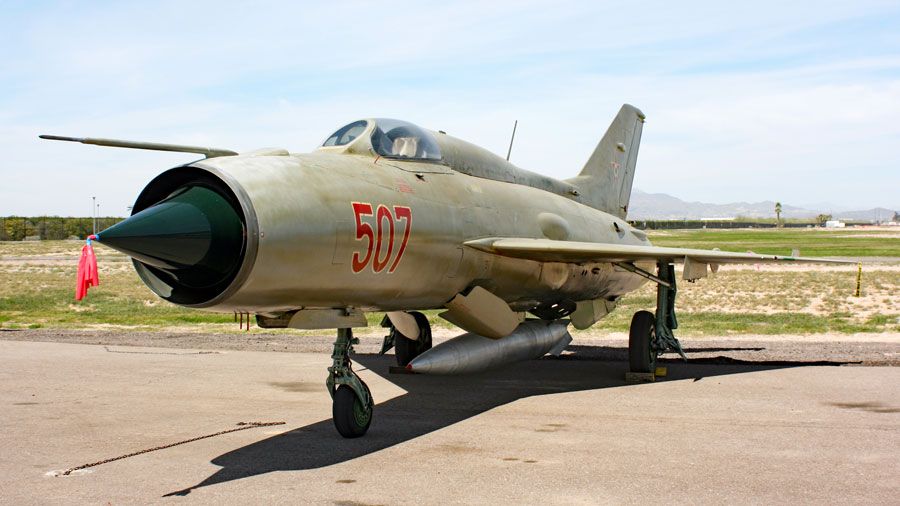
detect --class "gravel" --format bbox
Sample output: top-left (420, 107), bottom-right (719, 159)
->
top-left (4, 328), bottom-right (898, 367)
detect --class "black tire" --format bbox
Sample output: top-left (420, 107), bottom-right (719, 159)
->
top-left (394, 311), bottom-right (433, 366)
top-left (629, 310), bottom-right (656, 373)
top-left (332, 384), bottom-right (372, 438)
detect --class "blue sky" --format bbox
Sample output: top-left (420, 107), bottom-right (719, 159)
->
top-left (1, 0), bottom-right (898, 216)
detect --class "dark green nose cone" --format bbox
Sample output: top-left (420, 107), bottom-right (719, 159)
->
top-left (98, 185), bottom-right (245, 290)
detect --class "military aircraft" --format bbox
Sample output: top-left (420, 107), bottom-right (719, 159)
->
top-left (41, 104), bottom-right (849, 438)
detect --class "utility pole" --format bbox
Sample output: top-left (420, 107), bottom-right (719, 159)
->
top-left (92, 196), bottom-right (97, 235)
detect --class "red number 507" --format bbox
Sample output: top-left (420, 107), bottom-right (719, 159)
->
top-left (351, 202), bottom-right (412, 274)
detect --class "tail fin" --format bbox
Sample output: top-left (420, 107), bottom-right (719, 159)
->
top-left (566, 104), bottom-right (645, 218)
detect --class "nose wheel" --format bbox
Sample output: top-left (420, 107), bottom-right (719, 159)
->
top-left (327, 328), bottom-right (373, 438)
top-left (332, 383), bottom-right (372, 438)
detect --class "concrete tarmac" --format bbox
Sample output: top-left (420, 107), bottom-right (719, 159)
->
top-left (1, 339), bottom-right (898, 504)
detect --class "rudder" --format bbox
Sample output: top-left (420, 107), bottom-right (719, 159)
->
top-left (566, 104), bottom-right (645, 218)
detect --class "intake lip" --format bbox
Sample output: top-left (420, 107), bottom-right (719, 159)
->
top-left (100, 165), bottom-right (258, 307)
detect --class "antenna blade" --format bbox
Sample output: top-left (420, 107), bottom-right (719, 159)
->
top-left (506, 120), bottom-right (518, 161)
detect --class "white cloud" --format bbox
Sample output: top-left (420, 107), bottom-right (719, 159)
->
top-left (1, 0), bottom-right (898, 215)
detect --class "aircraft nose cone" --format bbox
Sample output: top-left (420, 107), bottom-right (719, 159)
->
top-left (98, 185), bottom-right (245, 285)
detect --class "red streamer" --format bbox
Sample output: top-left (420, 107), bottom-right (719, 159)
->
top-left (75, 235), bottom-right (99, 301)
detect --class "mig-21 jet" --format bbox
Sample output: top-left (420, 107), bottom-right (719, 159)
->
top-left (42, 105), bottom-right (849, 437)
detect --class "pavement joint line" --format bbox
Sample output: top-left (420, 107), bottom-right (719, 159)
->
top-left (57, 421), bottom-right (286, 476)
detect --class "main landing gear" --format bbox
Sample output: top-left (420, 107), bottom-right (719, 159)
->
top-left (628, 261), bottom-right (687, 373)
top-left (379, 311), bottom-right (433, 366)
top-left (327, 328), bottom-right (373, 438)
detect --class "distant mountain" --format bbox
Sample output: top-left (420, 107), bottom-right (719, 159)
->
top-left (834, 208), bottom-right (897, 222)
top-left (627, 189), bottom-right (896, 222)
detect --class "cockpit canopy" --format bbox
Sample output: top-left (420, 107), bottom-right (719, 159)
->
top-left (321, 118), bottom-right (442, 161)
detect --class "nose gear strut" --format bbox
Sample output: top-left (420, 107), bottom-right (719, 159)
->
top-left (327, 328), bottom-right (373, 438)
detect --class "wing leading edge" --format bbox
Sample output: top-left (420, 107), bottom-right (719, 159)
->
top-left (464, 237), bottom-right (853, 279)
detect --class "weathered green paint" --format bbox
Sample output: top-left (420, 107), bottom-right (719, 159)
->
top-left (188, 149), bottom-right (648, 313)
top-left (49, 105), bottom-right (850, 330)
top-left (144, 111), bottom-right (654, 316)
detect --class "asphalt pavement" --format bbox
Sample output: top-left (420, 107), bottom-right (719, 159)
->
top-left (1, 339), bottom-right (897, 504)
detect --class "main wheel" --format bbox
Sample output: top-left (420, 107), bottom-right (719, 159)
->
top-left (629, 310), bottom-right (656, 373)
top-left (333, 384), bottom-right (372, 438)
top-left (394, 311), bottom-right (433, 366)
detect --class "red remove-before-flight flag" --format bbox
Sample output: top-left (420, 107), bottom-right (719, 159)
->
top-left (75, 235), bottom-right (99, 301)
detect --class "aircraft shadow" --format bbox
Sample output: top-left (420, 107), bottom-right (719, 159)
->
top-left (559, 344), bottom-right (768, 362)
top-left (166, 350), bottom-right (850, 496)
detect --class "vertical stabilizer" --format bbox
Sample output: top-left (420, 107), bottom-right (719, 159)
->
top-left (566, 104), bottom-right (645, 218)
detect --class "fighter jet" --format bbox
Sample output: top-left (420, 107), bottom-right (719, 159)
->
top-left (41, 105), bottom-right (849, 438)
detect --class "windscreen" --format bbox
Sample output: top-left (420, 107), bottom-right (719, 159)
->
top-left (322, 120), bottom-right (369, 147)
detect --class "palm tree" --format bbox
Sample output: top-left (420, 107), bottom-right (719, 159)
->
top-left (775, 202), bottom-right (783, 228)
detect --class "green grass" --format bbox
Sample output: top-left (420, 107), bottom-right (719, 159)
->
top-left (1, 234), bottom-right (897, 335)
top-left (0, 272), bottom-right (236, 326)
top-left (647, 228), bottom-right (900, 257)
top-left (583, 311), bottom-right (896, 336)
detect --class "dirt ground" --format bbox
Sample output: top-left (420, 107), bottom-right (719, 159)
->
top-left (4, 327), bottom-right (898, 367)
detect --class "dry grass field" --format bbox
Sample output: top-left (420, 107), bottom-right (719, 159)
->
top-left (1, 228), bottom-right (897, 336)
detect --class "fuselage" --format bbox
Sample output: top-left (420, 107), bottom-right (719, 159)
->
top-left (183, 150), bottom-right (651, 314)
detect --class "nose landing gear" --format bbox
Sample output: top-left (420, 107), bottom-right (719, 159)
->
top-left (327, 328), bottom-right (373, 438)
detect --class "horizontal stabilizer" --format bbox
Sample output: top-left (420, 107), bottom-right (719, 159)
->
top-left (39, 135), bottom-right (238, 158)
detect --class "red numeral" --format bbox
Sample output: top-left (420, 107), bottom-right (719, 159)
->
top-left (389, 206), bottom-right (411, 273)
top-left (351, 203), bottom-right (374, 273)
top-left (351, 202), bottom-right (412, 273)
top-left (372, 205), bottom-right (395, 273)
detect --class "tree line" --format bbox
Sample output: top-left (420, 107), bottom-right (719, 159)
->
top-left (629, 216), bottom-right (867, 230)
top-left (1, 216), bottom-right (124, 241)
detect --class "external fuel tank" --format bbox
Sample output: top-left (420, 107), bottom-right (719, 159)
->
top-left (406, 320), bottom-right (573, 375)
